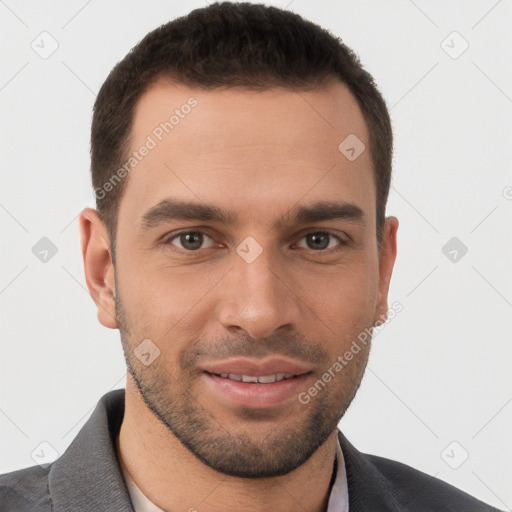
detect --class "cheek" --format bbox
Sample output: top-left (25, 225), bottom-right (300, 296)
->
top-left (116, 256), bottom-right (226, 340)
top-left (117, 249), bottom-right (189, 311)
top-left (300, 261), bottom-right (379, 334)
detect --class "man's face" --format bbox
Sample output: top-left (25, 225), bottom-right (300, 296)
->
top-left (111, 79), bottom-right (396, 477)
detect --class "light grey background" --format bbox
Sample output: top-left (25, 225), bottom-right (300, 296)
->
top-left (1, 0), bottom-right (511, 509)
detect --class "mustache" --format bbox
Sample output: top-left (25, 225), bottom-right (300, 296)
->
top-left (180, 332), bottom-right (329, 370)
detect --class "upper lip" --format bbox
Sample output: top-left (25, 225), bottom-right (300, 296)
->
top-left (201, 357), bottom-right (312, 377)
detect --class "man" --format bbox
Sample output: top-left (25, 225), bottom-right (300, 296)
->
top-left (0, 2), bottom-right (501, 511)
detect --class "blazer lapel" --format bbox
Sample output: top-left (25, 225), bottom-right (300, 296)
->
top-left (338, 430), bottom-right (403, 511)
top-left (48, 389), bottom-right (134, 512)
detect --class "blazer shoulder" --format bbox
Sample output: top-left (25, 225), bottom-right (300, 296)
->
top-left (0, 464), bottom-right (53, 512)
top-left (365, 453), bottom-right (502, 512)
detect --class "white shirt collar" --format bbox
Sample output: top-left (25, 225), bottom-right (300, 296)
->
top-left (326, 434), bottom-right (350, 511)
top-left (120, 437), bottom-right (349, 511)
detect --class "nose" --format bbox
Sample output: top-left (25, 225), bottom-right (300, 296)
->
top-left (218, 244), bottom-right (302, 340)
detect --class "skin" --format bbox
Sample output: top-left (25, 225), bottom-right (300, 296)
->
top-left (80, 78), bottom-right (398, 512)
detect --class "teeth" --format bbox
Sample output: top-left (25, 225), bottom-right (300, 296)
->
top-left (241, 375), bottom-right (259, 383)
top-left (258, 374), bottom-right (277, 383)
top-left (216, 373), bottom-right (296, 383)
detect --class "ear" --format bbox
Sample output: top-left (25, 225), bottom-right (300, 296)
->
top-left (375, 216), bottom-right (399, 324)
top-left (79, 208), bottom-right (118, 329)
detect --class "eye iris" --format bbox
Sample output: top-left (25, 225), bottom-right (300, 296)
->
top-left (307, 232), bottom-right (330, 250)
top-left (181, 232), bottom-right (203, 250)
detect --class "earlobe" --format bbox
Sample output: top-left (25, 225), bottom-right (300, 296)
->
top-left (79, 208), bottom-right (119, 329)
top-left (376, 216), bottom-right (399, 323)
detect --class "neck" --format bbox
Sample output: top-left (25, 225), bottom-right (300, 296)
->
top-left (117, 377), bottom-right (338, 512)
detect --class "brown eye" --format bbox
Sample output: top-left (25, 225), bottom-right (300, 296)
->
top-left (297, 232), bottom-right (340, 251)
top-left (169, 231), bottom-right (213, 251)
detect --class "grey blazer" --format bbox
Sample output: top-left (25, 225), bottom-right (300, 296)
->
top-left (0, 389), bottom-right (501, 511)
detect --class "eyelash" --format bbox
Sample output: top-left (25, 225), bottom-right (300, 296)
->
top-left (162, 230), bottom-right (348, 253)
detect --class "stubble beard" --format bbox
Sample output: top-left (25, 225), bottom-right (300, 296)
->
top-left (114, 288), bottom-right (369, 478)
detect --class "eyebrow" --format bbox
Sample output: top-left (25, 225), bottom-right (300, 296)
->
top-left (139, 198), bottom-right (365, 230)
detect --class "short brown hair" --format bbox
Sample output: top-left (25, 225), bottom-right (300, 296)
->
top-left (91, 1), bottom-right (392, 246)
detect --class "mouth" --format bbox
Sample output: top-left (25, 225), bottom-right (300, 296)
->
top-left (206, 372), bottom-right (301, 384)
top-left (200, 358), bottom-right (312, 409)
top-left (200, 356), bottom-right (312, 380)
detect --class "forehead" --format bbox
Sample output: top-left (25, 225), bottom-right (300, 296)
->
top-left (118, 78), bottom-right (375, 230)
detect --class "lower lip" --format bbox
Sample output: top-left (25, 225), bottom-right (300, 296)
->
top-left (202, 372), bottom-right (310, 409)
